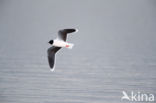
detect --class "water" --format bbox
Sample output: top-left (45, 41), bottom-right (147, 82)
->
top-left (0, 0), bottom-right (156, 103)
top-left (0, 44), bottom-right (156, 103)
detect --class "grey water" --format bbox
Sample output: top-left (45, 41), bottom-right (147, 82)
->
top-left (0, 0), bottom-right (156, 103)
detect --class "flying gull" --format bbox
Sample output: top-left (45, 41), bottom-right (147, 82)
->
top-left (47, 28), bottom-right (78, 71)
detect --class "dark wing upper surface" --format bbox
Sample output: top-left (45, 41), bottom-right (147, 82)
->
top-left (58, 29), bottom-right (77, 41)
top-left (47, 46), bottom-right (61, 69)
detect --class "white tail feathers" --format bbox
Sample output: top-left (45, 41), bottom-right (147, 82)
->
top-left (66, 43), bottom-right (74, 49)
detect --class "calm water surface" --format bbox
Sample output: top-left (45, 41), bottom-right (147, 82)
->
top-left (0, 45), bottom-right (155, 103)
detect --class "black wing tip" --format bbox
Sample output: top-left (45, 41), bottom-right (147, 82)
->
top-left (60, 28), bottom-right (78, 33)
top-left (49, 64), bottom-right (53, 68)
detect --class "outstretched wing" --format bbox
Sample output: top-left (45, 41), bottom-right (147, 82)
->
top-left (47, 46), bottom-right (61, 69)
top-left (58, 28), bottom-right (77, 41)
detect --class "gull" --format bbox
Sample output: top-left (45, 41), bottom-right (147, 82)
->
top-left (47, 28), bottom-right (78, 71)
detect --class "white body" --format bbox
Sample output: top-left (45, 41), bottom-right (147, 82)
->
top-left (53, 39), bottom-right (74, 49)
